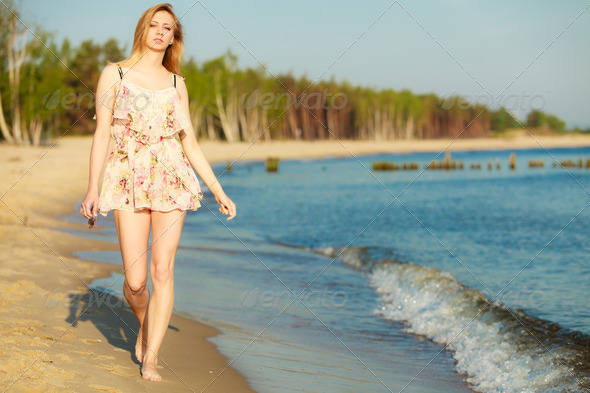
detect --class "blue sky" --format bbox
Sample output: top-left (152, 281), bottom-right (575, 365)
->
top-left (20, 0), bottom-right (590, 128)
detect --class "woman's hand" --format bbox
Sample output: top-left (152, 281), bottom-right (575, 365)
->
top-left (80, 190), bottom-right (99, 220)
top-left (215, 192), bottom-right (236, 220)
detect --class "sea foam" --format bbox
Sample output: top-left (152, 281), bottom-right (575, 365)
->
top-left (313, 245), bottom-right (589, 393)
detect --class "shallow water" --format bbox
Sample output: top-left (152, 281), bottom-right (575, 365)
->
top-left (75, 146), bottom-right (590, 393)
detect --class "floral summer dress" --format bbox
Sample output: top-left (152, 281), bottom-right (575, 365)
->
top-left (94, 65), bottom-right (204, 217)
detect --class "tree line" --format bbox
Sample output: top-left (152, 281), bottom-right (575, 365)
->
top-left (1, 3), bottom-right (569, 146)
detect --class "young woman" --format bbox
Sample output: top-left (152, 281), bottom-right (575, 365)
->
top-left (80, 3), bottom-right (236, 382)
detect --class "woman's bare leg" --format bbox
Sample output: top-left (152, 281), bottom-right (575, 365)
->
top-left (141, 209), bottom-right (186, 382)
top-left (113, 209), bottom-right (151, 361)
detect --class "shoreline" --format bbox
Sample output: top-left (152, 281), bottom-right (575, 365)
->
top-left (189, 133), bottom-right (590, 163)
top-left (0, 137), bottom-right (257, 392)
top-left (2, 133), bottom-right (590, 392)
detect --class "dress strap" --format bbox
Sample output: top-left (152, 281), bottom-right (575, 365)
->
top-left (117, 65), bottom-right (123, 79)
top-left (173, 74), bottom-right (176, 88)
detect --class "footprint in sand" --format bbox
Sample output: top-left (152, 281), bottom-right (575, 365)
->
top-left (83, 338), bottom-right (102, 344)
top-left (89, 384), bottom-right (125, 393)
top-left (52, 353), bottom-right (72, 362)
top-left (30, 336), bottom-right (52, 348)
top-left (96, 364), bottom-right (134, 377)
top-left (72, 349), bottom-right (95, 356)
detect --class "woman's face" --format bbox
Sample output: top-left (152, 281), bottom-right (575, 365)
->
top-left (146, 10), bottom-right (175, 50)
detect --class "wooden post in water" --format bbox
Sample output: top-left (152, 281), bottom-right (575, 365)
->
top-left (509, 153), bottom-right (516, 171)
top-left (266, 157), bottom-right (279, 172)
top-left (444, 153), bottom-right (451, 170)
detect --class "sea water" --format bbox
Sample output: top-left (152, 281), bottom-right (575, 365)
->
top-left (77, 146), bottom-right (590, 393)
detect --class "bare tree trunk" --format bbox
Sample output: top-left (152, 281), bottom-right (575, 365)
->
top-left (383, 109), bottom-right (391, 140)
top-left (300, 104), bottom-right (311, 140)
top-left (405, 115), bottom-right (414, 140)
top-left (326, 106), bottom-right (336, 139)
top-left (30, 115), bottom-right (43, 145)
top-left (205, 114), bottom-right (217, 141)
top-left (358, 107), bottom-right (368, 140)
top-left (213, 72), bottom-right (240, 143)
top-left (394, 106), bottom-right (402, 140)
top-left (215, 91), bottom-right (235, 142)
top-left (367, 108), bottom-right (375, 140)
top-left (246, 104), bottom-right (261, 142)
top-left (188, 100), bottom-right (205, 140)
top-left (0, 93), bottom-right (14, 143)
top-left (238, 89), bottom-right (263, 142)
top-left (287, 97), bottom-right (298, 139)
top-left (22, 117), bottom-right (30, 143)
top-left (6, 14), bottom-right (28, 144)
top-left (374, 109), bottom-right (382, 141)
top-left (261, 109), bottom-right (270, 141)
top-left (238, 103), bottom-right (247, 140)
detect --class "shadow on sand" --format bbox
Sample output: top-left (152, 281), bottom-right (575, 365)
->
top-left (64, 288), bottom-right (178, 365)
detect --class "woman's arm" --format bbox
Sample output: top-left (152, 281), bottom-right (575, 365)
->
top-left (175, 76), bottom-right (236, 220)
top-left (80, 64), bottom-right (119, 219)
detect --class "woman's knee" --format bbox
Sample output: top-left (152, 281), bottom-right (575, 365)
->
top-left (125, 278), bottom-right (148, 294)
top-left (150, 259), bottom-right (174, 286)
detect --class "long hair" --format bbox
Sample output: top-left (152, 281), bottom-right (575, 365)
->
top-left (109, 3), bottom-right (185, 75)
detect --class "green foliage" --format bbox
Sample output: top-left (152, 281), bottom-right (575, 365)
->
top-left (570, 127), bottom-right (590, 134)
top-left (491, 107), bottom-right (521, 132)
top-left (0, 2), bottom-right (573, 143)
top-left (527, 110), bottom-right (566, 131)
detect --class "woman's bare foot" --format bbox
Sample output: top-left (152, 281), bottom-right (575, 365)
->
top-left (135, 325), bottom-right (147, 361)
top-left (141, 359), bottom-right (161, 382)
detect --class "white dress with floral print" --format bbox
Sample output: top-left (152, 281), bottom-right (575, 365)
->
top-left (95, 75), bottom-right (204, 217)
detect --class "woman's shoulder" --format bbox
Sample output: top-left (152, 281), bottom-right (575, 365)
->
top-left (172, 71), bottom-right (187, 94)
top-left (99, 63), bottom-right (123, 80)
top-left (96, 63), bottom-right (123, 89)
top-left (104, 62), bottom-right (122, 72)
top-left (93, 64), bottom-right (123, 120)
top-left (172, 72), bottom-right (185, 81)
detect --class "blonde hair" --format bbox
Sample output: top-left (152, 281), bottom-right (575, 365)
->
top-left (109, 3), bottom-right (185, 74)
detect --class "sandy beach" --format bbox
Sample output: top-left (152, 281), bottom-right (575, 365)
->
top-left (1, 132), bottom-right (590, 392)
top-left (0, 136), bottom-right (258, 393)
